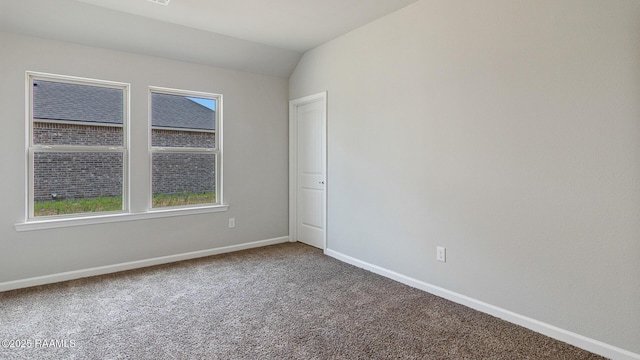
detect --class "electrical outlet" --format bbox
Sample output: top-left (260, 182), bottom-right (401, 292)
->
top-left (436, 246), bottom-right (446, 262)
top-left (228, 218), bottom-right (235, 228)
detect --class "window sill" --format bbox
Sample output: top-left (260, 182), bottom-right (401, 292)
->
top-left (14, 205), bottom-right (229, 232)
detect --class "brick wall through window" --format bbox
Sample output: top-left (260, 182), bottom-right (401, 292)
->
top-left (33, 122), bottom-right (215, 202)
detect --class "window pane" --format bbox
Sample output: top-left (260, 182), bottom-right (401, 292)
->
top-left (151, 92), bottom-right (215, 148)
top-left (33, 152), bottom-right (123, 217)
top-left (152, 153), bottom-right (216, 208)
top-left (32, 79), bottom-right (124, 146)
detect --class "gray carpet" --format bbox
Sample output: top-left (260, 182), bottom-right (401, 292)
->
top-left (0, 242), bottom-right (605, 359)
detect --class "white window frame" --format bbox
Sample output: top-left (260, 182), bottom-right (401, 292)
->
top-left (25, 72), bottom-right (130, 221)
top-left (148, 86), bottom-right (223, 210)
top-left (14, 77), bottom-right (228, 232)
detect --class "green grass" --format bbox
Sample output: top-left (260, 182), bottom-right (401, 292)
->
top-left (152, 192), bottom-right (216, 208)
top-left (34, 196), bottom-right (123, 217)
top-left (34, 192), bottom-right (216, 217)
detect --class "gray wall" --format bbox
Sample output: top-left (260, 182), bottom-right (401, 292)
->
top-left (290, 0), bottom-right (640, 355)
top-left (0, 31), bottom-right (289, 282)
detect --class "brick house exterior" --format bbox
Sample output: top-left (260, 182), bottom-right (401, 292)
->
top-left (32, 80), bottom-right (215, 202)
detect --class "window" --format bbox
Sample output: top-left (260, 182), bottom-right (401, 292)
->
top-left (149, 87), bottom-right (221, 209)
top-left (18, 74), bottom-right (227, 231)
top-left (27, 73), bottom-right (129, 218)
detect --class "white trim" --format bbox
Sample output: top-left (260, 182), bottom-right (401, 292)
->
top-left (151, 126), bottom-right (215, 133)
top-left (0, 236), bottom-right (288, 292)
top-left (288, 100), bottom-right (296, 243)
top-left (150, 147), bottom-right (216, 153)
top-left (289, 92), bottom-right (328, 249)
top-left (29, 71), bottom-right (129, 89)
top-left (24, 72), bottom-right (31, 221)
top-left (34, 119), bottom-right (123, 128)
top-left (15, 204), bottom-right (229, 232)
top-left (325, 248), bottom-right (640, 360)
top-left (148, 85), bottom-right (220, 99)
top-left (217, 94), bottom-right (224, 205)
top-left (30, 146), bottom-right (125, 152)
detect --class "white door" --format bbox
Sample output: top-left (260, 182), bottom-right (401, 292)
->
top-left (289, 93), bottom-right (326, 249)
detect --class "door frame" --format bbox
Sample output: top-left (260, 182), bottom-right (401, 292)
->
top-left (289, 91), bottom-right (327, 250)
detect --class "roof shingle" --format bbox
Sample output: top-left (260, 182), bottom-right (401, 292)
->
top-left (33, 80), bottom-right (123, 125)
top-left (33, 80), bottom-right (215, 131)
top-left (151, 92), bottom-right (215, 131)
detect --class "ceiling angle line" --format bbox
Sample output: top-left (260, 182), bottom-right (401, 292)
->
top-left (147, 0), bottom-right (170, 5)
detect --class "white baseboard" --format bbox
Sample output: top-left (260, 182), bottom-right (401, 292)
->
top-left (325, 248), bottom-right (640, 360)
top-left (0, 236), bottom-right (289, 293)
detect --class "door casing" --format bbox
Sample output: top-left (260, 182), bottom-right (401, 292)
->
top-left (289, 92), bottom-right (327, 250)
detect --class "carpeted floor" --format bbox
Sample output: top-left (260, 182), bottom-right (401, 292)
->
top-left (0, 242), bottom-right (606, 359)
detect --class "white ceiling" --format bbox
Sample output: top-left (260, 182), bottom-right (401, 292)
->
top-left (74, 0), bottom-right (419, 52)
top-left (0, 0), bottom-right (419, 77)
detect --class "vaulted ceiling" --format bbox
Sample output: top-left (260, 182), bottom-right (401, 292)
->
top-left (0, 0), bottom-right (419, 77)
